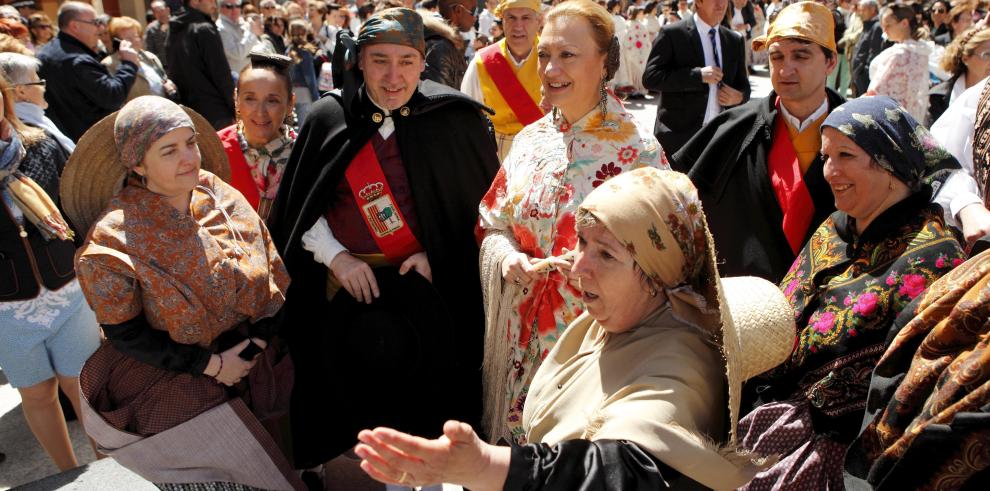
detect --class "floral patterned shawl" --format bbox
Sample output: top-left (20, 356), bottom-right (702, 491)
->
top-left (76, 171), bottom-right (289, 346)
top-left (478, 95), bottom-right (667, 443)
top-left (845, 248), bottom-right (990, 489)
top-left (236, 123), bottom-right (296, 201)
top-left (761, 191), bottom-right (963, 438)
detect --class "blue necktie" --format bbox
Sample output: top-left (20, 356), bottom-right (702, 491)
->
top-left (708, 27), bottom-right (721, 69)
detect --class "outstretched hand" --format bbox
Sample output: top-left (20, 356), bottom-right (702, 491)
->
top-left (355, 421), bottom-right (509, 491)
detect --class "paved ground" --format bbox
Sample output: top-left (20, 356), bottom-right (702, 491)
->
top-left (0, 70), bottom-right (773, 490)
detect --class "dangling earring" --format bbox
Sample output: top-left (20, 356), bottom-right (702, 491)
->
top-left (285, 107), bottom-right (297, 127)
top-left (599, 79), bottom-right (608, 116)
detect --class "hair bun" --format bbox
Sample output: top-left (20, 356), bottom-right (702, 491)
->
top-left (248, 50), bottom-right (293, 69)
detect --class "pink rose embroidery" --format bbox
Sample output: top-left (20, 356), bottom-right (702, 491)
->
top-left (953, 258), bottom-right (964, 267)
top-left (898, 274), bottom-right (927, 299)
top-left (936, 256), bottom-right (946, 269)
top-left (886, 273), bottom-right (898, 286)
top-left (813, 312), bottom-right (836, 334)
top-left (784, 278), bottom-right (801, 297)
top-left (852, 292), bottom-right (878, 317)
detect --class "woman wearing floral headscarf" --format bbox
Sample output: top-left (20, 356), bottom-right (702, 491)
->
top-left (354, 168), bottom-right (796, 490)
top-left (478, 0), bottom-right (668, 446)
top-left (67, 96), bottom-right (302, 490)
top-left (737, 96), bottom-right (966, 489)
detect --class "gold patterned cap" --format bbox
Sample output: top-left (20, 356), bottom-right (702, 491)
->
top-left (752, 1), bottom-right (836, 53)
top-left (494, 0), bottom-right (541, 17)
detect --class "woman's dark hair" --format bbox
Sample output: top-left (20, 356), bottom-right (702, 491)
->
top-left (237, 51), bottom-right (294, 97)
top-left (884, 3), bottom-right (929, 40)
top-left (264, 14), bottom-right (286, 33)
top-left (606, 0), bottom-right (621, 14)
top-left (644, 1), bottom-right (658, 15)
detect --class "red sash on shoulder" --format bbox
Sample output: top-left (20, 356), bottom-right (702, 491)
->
top-left (345, 141), bottom-right (423, 264)
top-left (480, 44), bottom-right (543, 126)
top-left (768, 100), bottom-right (816, 255)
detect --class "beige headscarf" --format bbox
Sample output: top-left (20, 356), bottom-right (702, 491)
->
top-left (523, 169), bottom-right (774, 490)
top-left (579, 168), bottom-right (722, 336)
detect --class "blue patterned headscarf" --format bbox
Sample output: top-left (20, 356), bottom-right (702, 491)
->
top-left (821, 96), bottom-right (959, 192)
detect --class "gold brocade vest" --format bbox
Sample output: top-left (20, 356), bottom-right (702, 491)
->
top-left (476, 38), bottom-right (542, 136)
top-left (784, 112), bottom-right (828, 174)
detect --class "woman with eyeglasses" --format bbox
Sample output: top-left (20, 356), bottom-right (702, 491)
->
top-left (102, 16), bottom-right (178, 103)
top-left (27, 13), bottom-right (54, 49)
top-left (929, 0), bottom-right (950, 38)
top-left (0, 74), bottom-right (100, 474)
top-left (0, 52), bottom-right (74, 154)
top-left (927, 25), bottom-right (990, 126)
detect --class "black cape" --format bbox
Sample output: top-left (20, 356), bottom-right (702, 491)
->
top-left (670, 89), bottom-right (845, 283)
top-left (267, 80), bottom-right (499, 467)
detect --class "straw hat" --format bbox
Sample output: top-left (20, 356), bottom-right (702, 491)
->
top-left (60, 106), bottom-right (230, 235)
top-left (718, 276), bottom-right (796, 443)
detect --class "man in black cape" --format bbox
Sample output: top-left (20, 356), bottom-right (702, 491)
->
top-left (267, 7), bottom-right (500, 471)
top-left (669, 1), bottom-right (841, 283)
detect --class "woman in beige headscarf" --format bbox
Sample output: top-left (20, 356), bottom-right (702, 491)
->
top-left (353, 168), bottom-right (795, 490)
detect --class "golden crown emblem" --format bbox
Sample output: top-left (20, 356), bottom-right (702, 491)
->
top-left (358, 182), bottom-right (385, 201)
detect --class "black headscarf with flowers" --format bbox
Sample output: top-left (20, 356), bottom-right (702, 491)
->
top-left (821, 96), bottom-right (959, 192)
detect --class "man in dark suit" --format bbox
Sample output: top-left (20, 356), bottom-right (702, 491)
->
top-left (643, 0), bottom-right (750, 159)
top-left (37, 1), bottom-right (138, 142)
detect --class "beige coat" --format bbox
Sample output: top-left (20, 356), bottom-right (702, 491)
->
top-left (102, 51), bottom-right (171, 102)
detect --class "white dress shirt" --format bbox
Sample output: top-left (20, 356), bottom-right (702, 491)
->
top-left (694, 13), bottom-right (723, 124)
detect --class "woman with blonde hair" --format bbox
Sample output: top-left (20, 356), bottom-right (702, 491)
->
top-left (479, 0), bottom-right (667, 445)
top-left (102, 16), bottom-right (177, 102)
top-left (927, 25), bottom-right (990, 125)
top-left (0, 75), bottom-right (99, 472)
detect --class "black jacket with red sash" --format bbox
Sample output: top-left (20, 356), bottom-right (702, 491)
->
top-left (670, 89), bottom-right (845, 283)
top-left (267, 80), bottom-right (499, 467)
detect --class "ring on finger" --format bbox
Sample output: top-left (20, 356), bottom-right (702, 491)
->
top-left (398, 471), bottom-right (408, 484)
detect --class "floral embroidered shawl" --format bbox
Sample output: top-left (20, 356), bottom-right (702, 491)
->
top-left (759, 191), bottom-right (963, 438)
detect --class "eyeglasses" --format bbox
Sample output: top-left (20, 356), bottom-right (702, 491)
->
top-left (933, 7), bottom-right (947, 13)
top-left (455, 3), bottom-right (477, 17)
top-left (15, 79), bottom-right (45, 87)
top-left (221, 3), bottom-right (243, 9)
top-left (74, 18), bottom-right (101, 26)
top-left (976, 51), bottom-right (990, 60)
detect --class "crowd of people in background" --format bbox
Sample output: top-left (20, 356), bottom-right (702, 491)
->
top-left (3, 0), bottom-right (990, 490)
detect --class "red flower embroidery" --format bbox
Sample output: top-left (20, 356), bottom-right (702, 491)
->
top-left (592, 162), bottom-right (622, 187)
top-left (898, 274), bottom-right (927, 299)
top-left (635, 41), bottom-right (643, 49)
top-left (617, 145), bottom-right (638, 164)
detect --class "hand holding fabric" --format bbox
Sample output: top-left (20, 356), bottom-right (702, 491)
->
top-left (330, 252), bottom-right (380, 304)
top-left (399, 251), bottom-right (432, 282)
top-left (211, 339), bottom-right (258, 386)
top-left (501, 252), bottom-right (539, 287)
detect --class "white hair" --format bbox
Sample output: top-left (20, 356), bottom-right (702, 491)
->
top-left (0, 52), bottom-right (41, 85)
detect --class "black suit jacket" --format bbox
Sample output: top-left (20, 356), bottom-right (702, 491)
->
top-left (643, 17), bottom-right (750, 156)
